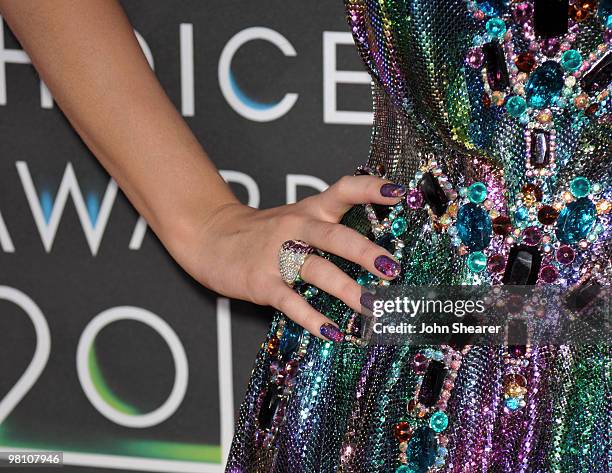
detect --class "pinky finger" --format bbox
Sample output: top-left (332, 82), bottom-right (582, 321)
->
top-left (272, 283), bottom-right (344, 343)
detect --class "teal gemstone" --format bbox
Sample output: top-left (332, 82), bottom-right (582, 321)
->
top-left (392, 217), bottom-right (408, 236)
top-left (477, 1), bottom-right (497, 16)
top-left (279, 320), bottom-right (302, 357)
top-left (357, 271), bottom-right (376, 286)
top-left (485, 18), bottom-right (506, 38)
top-left (506, 95), bottom-right (527, 117)
top-left (456, 203), bottom-right (492, 251)
top-left (525, 61), bottom-right (564, 108)
top-left (569, 176), bottom-right (591, 198)
top-left (406, 427), bottom-right (437, 472)
top-left (432, 350), bottom-right (444, 361)
top-left (300, 285), bottom-right (319, 299)
top-left (467, 252), bottom-right (487, 273)
top-left (395, 464), bottom-right (418, 473)
top-left (560, 49), bottom-right (582, 72)
top-left (435, 457), bottom-right (446, 468)
top-left (607, 14), bottom-right (612, 30)
top-left (556, 197), bottom-right (596, 244)
top-left (467, 182), bottom-right (488, 203)
top-left (429, 411), bottom-right (449, 433)
top-left (505, 397), bottom-right (520, 410)
top-left (514, 206), bottom-right (529, 224)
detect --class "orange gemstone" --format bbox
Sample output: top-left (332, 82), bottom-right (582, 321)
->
top-left (267, 337), bottom-right (280, 355)
top-left (585, 103), bottom-right (599, 116)
top-left (407, 399), bottom-right (417, 412)
top-left (394, 421), bottom-right (413, 442)
top-left (596, 200), bottom-right (611, 214)
top-left (538, 205), bottom-right (559, 225)
top-left (482, 93), bottom-right (492, 107)
top-left (504, 373), bottom-right (527, 387)
top-left (503, 373), bottom-right (528, 397)
top-left (574, 93), bottom-right (588, 108)
top-left (522, 183), bottom-right (543, 205)
top-left (569, 1), bottom-right (597, 22)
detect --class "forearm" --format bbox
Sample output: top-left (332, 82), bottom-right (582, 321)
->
top-left (0, 0), bottom-right (238, 249)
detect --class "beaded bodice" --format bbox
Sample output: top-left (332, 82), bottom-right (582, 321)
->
top-left (345, 1), bottom-right (610, 181)
top-left (344, 0), bottom-right (611, 287)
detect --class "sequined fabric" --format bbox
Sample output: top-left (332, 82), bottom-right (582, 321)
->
top-left (226, 1), bottom-right (610, 472)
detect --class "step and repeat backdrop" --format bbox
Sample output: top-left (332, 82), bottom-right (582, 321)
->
top-left (0, 1), bottom-right (374, 472)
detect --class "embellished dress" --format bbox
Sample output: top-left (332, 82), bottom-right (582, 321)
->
top-left (226, 1), bottom-right (611, 472)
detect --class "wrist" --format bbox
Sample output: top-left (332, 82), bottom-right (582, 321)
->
top-left (162, 199), bottom-right (248, 273)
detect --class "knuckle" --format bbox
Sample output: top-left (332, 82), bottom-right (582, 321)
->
top-left (275, 291), bottom-right (294, 312)
top-left (338, 278), bottom-right (358, 302)
top-left (334, 175), bottom-right (353, 195)
top-left (321, 223), bottom-right (343, 242)
top-left (279, 211), bottom-right (307, 234)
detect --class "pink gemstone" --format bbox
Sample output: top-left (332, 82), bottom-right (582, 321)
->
top-left (450, 360), bottom-right (461, 370)
top-left (542, 38), bottom-right (560, 57)
top-left (406, 189), bottom-right (424, 209)
top-left (556, 245), bottom-right (575, 265)
top-left (466, 47), bottom-right (484, 69)
top-left (522, 226), bottom-right (542, 246)
top-left (540, 265), bottom-right (558, 283)
top-left (487, 254), bottom-right (506, 273)
top-left (513, 2), bottom-right (533, 23)
top-left (412, 353), bottom-right (428, 374)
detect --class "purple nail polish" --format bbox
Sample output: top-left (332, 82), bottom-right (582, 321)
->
top-left (374, 255), bottom-right (401, 278)
top-left (380, 183), bottom-right (407, 197)
top-left (320, 323), bottom-right (344, 342)
top-left (360, 291), bottom-right (375, 310)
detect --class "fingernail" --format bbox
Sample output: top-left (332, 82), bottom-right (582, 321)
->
top-left (380, 183), bottom-right (406, 198)
top-left (360, 291), bottom-right (375, 310)
top-left (374, 255), bottom-right (401, 278)
top-left (320, 323), bottom-right (344, 342)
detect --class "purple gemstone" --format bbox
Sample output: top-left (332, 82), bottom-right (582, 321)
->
top-left (556, 245), bottom-right (575, 265)
top-left (541, 38), bottom-right (560, 57)
top-left (509, 345), bottom-right (527, 357)
top-left (466, 47), bottom-right (484, 68)
top-left (513, 2), bottom-right (533, 23)
top-left (522, 226), bottom-right (543, 246)
top-left (483, 40), bottom-right (510, 91)
top-left (581, 52), bottom-right (612, 94)
top-left (406, 189), bottom-right (424, 208)
top-left (539, 265), bottom-right (558, 283)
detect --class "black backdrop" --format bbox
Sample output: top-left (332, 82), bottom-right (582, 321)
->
top-left (0, 2), bottom-right (373, 472)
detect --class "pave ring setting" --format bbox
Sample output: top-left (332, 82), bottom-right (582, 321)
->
top-left (278, 240), bottom-right (316, 287)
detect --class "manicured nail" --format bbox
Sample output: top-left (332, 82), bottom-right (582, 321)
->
top-left (374, 255), bottom-right (401, 278)
top-left (380, 183), bottom-right (406, 197)
top-left (360, 291), bottom-right (375, 310)
top-left (320, 323), bottom-right (344, 342)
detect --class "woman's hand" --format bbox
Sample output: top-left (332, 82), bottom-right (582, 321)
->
top-left (172, 175), bottom-right (406, 342)
top-left (0, 1), bottom-right (404, 342)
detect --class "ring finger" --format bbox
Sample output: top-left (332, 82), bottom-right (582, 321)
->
top-left (299, 254), bottom-right (363, 313)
